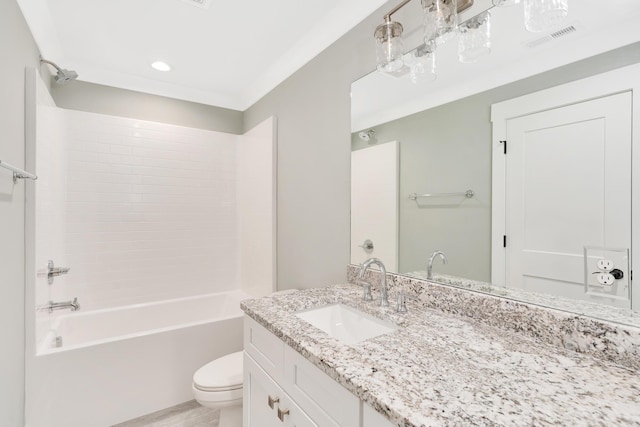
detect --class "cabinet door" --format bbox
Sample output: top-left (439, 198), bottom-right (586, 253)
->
top-left (283, 346), bottom-right (360, 426)
top-left (279, 394), bottom-right (317, 427)
top-left (363, 404), bottom-right (395, 427)
top-left (244, 352), bottom-right (283, 427)
top-left (245, 352), bottom-right (317, 427)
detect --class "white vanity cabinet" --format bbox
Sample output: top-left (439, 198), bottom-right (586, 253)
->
top-left (244, 316), bottom-right (364, 427)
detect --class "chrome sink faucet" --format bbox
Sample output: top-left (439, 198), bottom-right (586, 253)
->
top-left (427, 251), bottom-right (448, 279)
top-left (357, 258), bottom-right (389, 307)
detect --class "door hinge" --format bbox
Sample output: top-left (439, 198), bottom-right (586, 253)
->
top-left (503, 235), bottom-right (507, 248)
top-left (500, 140), bottom-right (507, 154)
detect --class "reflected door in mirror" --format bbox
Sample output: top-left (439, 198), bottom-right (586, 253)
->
top-left (503, 92), bottom-right (632, 309)
top-left (350, 141), bottom-right (399, 271)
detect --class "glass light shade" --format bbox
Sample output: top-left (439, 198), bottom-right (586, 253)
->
top-left (492, 0), bottom-right (521, 6)
top-left (458, 11), bottom-right (491, 63)
top-left (422, 0), bottom-right (458, 46)
top-left (375, 21), bottom-right (405, 73)
top-left (524, 0), bottom-right (568, 32)
top-left (406, 48), bottom-right (437, 84)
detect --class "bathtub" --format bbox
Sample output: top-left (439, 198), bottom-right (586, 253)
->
top-left (26, 290), bottom-right (250, 427)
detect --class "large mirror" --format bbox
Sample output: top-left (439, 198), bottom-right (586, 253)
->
top-left (350, 0), bottom-right (640, 326)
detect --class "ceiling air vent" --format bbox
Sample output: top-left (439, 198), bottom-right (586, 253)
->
top-left (179, 0), bottom-right (213, 9)
top-left (524, 24), bottom-right (578, 49)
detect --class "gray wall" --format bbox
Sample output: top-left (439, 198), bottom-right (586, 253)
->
top-left (0, 1), bottom-right (49, 425)
top-left (351, 43), bottom-right (640, 282)
top-left (242, 5), bottom-right (386, 290)
top-left (51, 81), bottom-right (243, 134)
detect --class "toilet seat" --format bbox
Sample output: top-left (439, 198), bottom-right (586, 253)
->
top-left (193, 351), bottom-right (243, 393)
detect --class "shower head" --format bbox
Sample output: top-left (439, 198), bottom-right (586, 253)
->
top-left (358, 129), bottom-right (376, 142)
top-left (54, 68), bottom-right (78, 84)
top-left (40, 58), bottom-right (79, 84)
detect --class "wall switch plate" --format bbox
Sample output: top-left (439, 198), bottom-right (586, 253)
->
top-left (597, 259), bottom-right (614, 271)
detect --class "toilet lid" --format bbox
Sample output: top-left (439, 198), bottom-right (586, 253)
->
top-left (193, 351), bottom-right (243, 392)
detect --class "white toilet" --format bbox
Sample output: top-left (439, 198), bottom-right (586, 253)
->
top-left (192, 350), bottom-right (244, 427)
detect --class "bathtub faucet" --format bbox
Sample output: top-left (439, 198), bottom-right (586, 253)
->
top-left (39, 297), bottom-right (80, 313)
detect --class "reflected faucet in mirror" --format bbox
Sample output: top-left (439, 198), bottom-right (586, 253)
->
top-left (428, 251), bottom-right (448, 280)
top-left (357, 258), bottom-right (389, 307)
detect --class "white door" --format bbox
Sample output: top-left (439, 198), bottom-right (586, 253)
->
top-left (504, 92), bottom-right (632, 308)
top-left (350, 141), bottom-right (399, 271)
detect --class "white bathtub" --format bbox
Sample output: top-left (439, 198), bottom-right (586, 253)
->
top-left (26, 290), bottom-right (250, 427)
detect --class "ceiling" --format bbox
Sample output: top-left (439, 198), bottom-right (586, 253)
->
top-left (17, 0), bottom-right (389, 111)
top-left (352, 0), bottom-right (640, 131)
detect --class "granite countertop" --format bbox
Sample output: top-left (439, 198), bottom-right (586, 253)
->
top-left (406, 270), bottom-right (640, 329)
top-left (241, 284), bottom-right (640, 427)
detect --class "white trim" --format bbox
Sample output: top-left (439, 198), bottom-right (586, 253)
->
top-left (491, 63), bottom-right (640, 308)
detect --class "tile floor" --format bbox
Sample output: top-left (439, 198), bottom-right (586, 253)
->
top-left (113, 400), bottom-right (219, 427)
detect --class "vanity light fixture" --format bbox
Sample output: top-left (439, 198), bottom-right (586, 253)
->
top-left (422, 0), bottom-right (461, 48)
top-left (375, 0), bottom-right (568, 78)
top-left (374, 0), bottom-right (410, 73)
top-left (524, 0), bottom-right (568, 32)
top-left (458, 10), bottom-right (491, 63)
top-left (151, 61), bottom-right (172, 72)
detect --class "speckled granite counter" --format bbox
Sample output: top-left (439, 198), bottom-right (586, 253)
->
top-left (406, 270), bottom-right (640, 329)
top-left (241, 284), bottom-right (640, 427)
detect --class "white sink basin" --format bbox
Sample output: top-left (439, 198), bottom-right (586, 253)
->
top-left (295, 304), bottom-right (398, 345)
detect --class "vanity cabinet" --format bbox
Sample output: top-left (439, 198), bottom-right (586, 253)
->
top-left (244, 316), bottom-right (363, 427)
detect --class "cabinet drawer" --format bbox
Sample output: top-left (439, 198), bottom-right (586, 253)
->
top-left (244, 316), bottom-right (285, 381)
top-left (284, 346), bottom-right (360, 427)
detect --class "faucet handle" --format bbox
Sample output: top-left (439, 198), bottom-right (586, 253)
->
top-left (357, 279), bottom-right (373, 301)
top-left (396, 292), bottom-right (418, 313)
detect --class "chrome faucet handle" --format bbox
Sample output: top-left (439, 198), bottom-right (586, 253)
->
top-left (396, 292), bottom-right (418, 313)
top-left (39, 260), bottom-right (71, 285)
top-left (357, 279), bottom-right (373, 301)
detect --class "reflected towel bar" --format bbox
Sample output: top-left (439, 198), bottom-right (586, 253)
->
top-left (409, 190), bottom-right (474, 200)
top-left (0, 160), bottom-right (38, 183)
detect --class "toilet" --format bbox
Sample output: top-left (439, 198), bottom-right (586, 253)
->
top-left (192, 350), bottom-right (244, 427)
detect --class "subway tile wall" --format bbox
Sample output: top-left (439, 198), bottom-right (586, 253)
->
top-left (36, 108), bottom-right (240, 310)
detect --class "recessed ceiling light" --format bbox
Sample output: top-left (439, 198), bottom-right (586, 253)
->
top-left (151, 61), bottom-right (171, 72)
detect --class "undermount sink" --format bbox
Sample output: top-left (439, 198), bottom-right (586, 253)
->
top-left (295, 304), bottom-right (398, 345)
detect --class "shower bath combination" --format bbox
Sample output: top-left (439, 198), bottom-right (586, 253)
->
top-left (40, 57), bottom-right (78, 84)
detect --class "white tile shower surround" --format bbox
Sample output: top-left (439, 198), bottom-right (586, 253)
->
top-left (36, 107), bottom-right (241, 310)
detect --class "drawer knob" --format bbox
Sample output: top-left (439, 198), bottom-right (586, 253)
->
top-left (268, 395), bottom-right (279, 409)
top-left (277, 407), bottom-right (290, 422)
